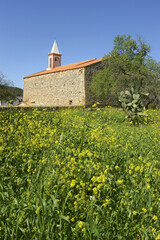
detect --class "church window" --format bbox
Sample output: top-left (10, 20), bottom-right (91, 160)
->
top-left (50, 58), bottom-right (52, 68)
top-left (55, 57), bottom-right (59, 67)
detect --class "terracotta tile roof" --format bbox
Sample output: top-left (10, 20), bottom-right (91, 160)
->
top-left (24, 58), bottom-right (102, 79)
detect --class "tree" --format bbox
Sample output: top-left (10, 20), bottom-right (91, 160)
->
top-left (90, 35), bottom-right (160, 107)
top-left (0, 72), bottom-right (15, 102)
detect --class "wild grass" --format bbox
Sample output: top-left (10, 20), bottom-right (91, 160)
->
top-left (0, 107), bottom-right (160, 239)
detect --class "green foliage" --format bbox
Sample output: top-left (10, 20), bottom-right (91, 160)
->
top-left (90, 67), bottom-right (111, 99)
top-left (1, 108), bottom-right (160, 239)
top-left (90, 34), bottom-right (160, 107)
top-left (0, 72), bottom-right (23, 102)
top-left (119, 88), bottom-right (149, 124)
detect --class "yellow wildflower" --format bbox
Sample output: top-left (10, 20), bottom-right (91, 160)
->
top-left (115, 165), bottom-right (119, 170)
top-left (70, 180), bottom-right (76, 188)
top-left (142, 208), bottom-right (147, 213)
top-left (133, 211), bottom-right (137, 215)
top-left (78, 221), bottom-right (83, 228)
top-left (135, 166), bottom-right (140, 171)
top-left (117, 179), bottom-right (124, 184)
top-left (152, 215), bottom-right (158, 221)
top-left (156, 234), bottom-right (160, 240)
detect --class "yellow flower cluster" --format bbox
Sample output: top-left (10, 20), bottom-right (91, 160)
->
top-left (1, 107), bottom-right (160, 239)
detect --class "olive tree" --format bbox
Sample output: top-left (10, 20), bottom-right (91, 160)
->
top-left (90, 35), bottom-right (160, 107)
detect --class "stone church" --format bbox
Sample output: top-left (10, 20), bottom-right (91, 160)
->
top-left (23, 41), bottom-right (105, 107)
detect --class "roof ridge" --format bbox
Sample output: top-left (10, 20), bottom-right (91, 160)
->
top-left (24, 58), bottom-right (102, 79)
top-left (74, 58), bottom-right (97, 67)
top-left (61, 58), bottom-right (97, 68)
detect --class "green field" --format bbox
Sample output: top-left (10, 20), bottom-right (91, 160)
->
top-left (0, 107), bottom-right (160, 239)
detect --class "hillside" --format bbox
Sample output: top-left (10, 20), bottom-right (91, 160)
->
top-left (0, 85), bottom-right (23, 101)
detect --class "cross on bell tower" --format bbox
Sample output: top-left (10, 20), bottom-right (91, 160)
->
top-left (48, 40), bottom-right (62, 69)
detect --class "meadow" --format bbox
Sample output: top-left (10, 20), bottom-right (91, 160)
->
top-left (0, 106), bottom-right (160, 240)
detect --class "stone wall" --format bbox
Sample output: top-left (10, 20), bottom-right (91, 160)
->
top-left (23, 68), bottom-right (85, 107)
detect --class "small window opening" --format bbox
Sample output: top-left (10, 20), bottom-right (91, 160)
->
top-left (55, 57), bottom-right (59, 67)
top-left (50, 58), bottom-right (52, 68)
top-left (69, 100), bottom-right (72, 105)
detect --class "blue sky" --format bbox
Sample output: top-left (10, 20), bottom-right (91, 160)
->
top-left (0, 0), bottom-right (160, 89)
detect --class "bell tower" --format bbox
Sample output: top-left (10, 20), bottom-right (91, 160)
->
top-left (48, 40), bottom-right (62, 69)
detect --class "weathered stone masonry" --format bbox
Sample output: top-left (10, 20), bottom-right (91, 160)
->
top-left (23, 59), bottom-right (109, 107)
top-left (23, 68), bottom-right (85, 107)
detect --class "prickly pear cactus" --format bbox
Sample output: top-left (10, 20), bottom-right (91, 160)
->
top-left (119, 88), bottom-right (149, 124)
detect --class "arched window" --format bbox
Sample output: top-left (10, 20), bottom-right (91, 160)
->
top-left (55, 57), bottom-right (59, 67)
top-left (50, 58), bottom-right (52, 68)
